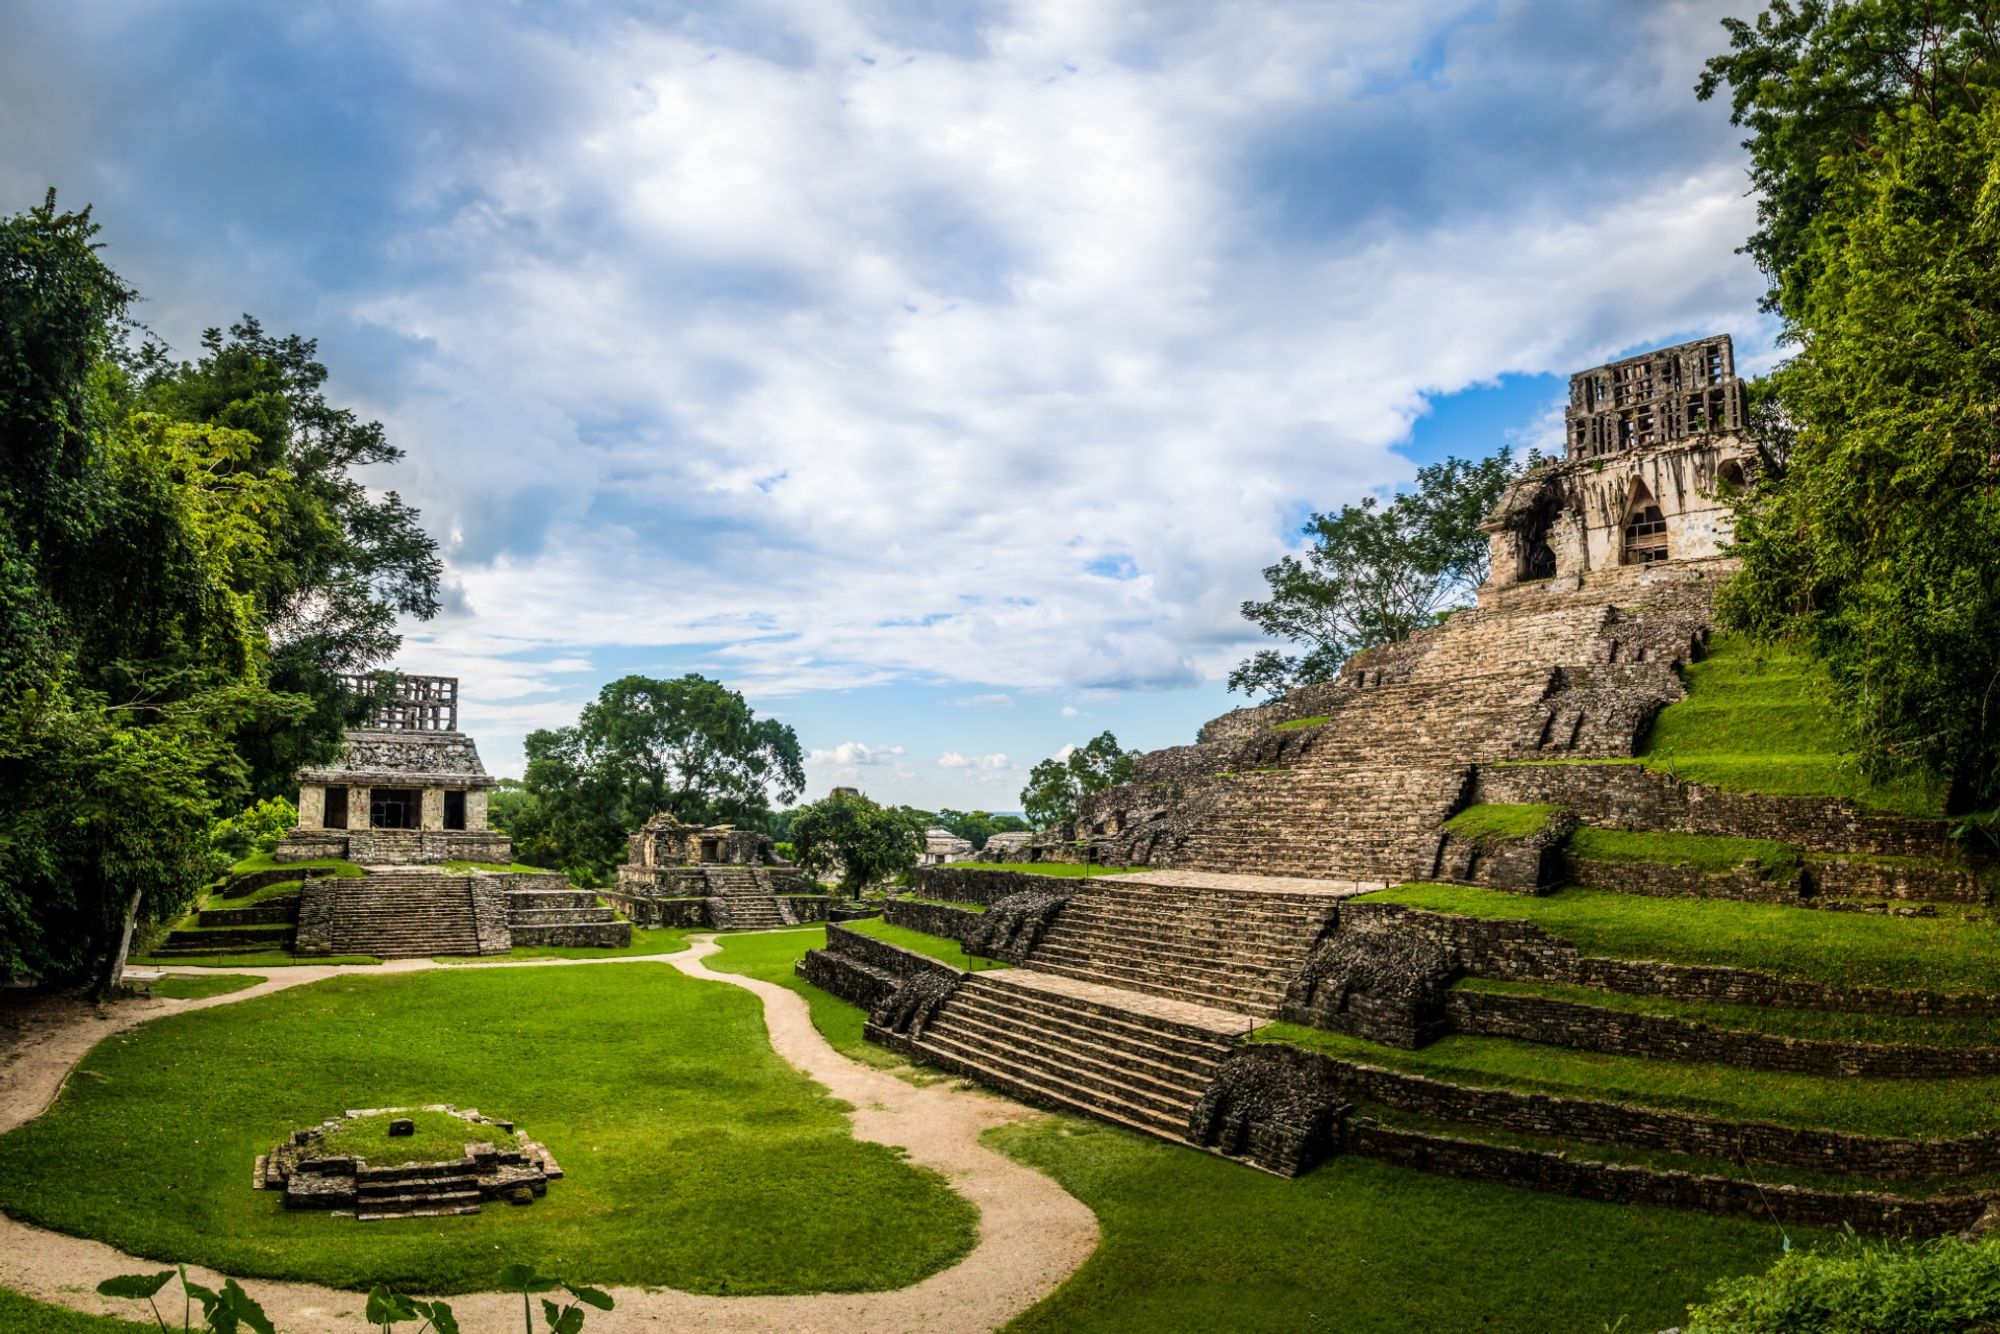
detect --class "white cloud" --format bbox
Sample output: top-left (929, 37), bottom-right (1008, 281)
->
top-left (938, 751), bottom-right (970, 768)
top-left (809, 741), bottom-right (907, 767)
top-left (1060, 706), bottom-right (1082, 718)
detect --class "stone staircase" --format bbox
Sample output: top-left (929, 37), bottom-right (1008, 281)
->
top-left (703, 865), bottom-right (788, 930)
top-left (324, 872), bottom-right (483, 957)
top-left (503, 876), bottom-right (630, 948)
top-left (1021, 879), bottom-right (1341, 1017)
top-left (872, 970), bottom-right (1249, 1141)
top-left (352, 1160), bottom-right (483, 1221)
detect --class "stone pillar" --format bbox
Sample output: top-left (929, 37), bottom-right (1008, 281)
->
top-left (351, 786), bottom-right (371, 828)
top-left (466, 788), bottom-right (489, 833)
top-left (421, 787), bottom-right (446, 831)
top-left (297, 784), bottom-right (325, 831)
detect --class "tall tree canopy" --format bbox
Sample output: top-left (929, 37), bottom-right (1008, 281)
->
top-left (1703, 3), bottom-right (2000, 812)
top-left (1020, 731), bottom-right (1135, 830)
top-left (515, 674), bottom-right (806, 880)
top-left (0, 192), bottom-right (439, 986)
top-left (787, 789), bottom-right (925, 895)
top-left (1230, 450), bottom-right (1517, 700)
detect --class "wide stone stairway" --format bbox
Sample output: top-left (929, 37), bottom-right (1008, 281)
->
top-left (702, 865), bottom-right (788, 929)
top-left (502, 873), bottom-right (631, 947)
top-left (321, 872), bottom-right (484, 957)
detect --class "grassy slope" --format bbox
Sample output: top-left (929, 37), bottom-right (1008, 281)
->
top-left (150, 974), bottom-right (263, 1001)
top-left (227, 853), bottom-right (364, 878)
top-left (1363, 884), bottom-right (2000, 993)
top-left (1442, 803), bottom-right (1559, 841)
top-left (0, 965), bottom-right (974, 1295)
top-left (706, 927), bottom-right (904, 1068)
top-left (1257, 1023), bottom-right (2000, 1140)
top-left (322, 1109), bottom-right (520, 1166)
top-left (991, 1118), bottom-right (1797, 1334)
top-left (840, 917), bottom-right (1008, 972)
top-left (1638, 633), bottom-right (1943, 817)
top-left (0, 1289), bottom-right (153, 1333)
top-left (1567, 826), bottom-right (1800, 874)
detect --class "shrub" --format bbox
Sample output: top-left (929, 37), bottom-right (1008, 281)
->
top-left (1684, 1232), bottom-right (2000, 1333)
top-left (210, 797), bottom-right (298, 863)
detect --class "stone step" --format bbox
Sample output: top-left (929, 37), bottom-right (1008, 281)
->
top-left (964, 972), bottom-right (1254, 1043)
top-left (506, 908), bottom-right (619, 926)
top-left (956, 979), bottom-right (1238, 1065)
top-left (509, 923), bottom-right (633, 947)
top-left (892, 1025), bottom-right (1194, 1140)
top-left (1047, 915), bottom-right (1318, 954)
top-left (357, 1160), bottom-right (479, 1184)
top-left (936, 1003), bottom-right (1218, 1103)
top-left (912, 1026), bottom-right (1200, 1129)
top-left (1024, 956), bottom-right (1283, 1017)
top-left (1025, 945), bottom-right (1288, 1010)
top-left (1031, 927), bottom-right (1302, 980)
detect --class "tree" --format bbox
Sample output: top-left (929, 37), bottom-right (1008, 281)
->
top-left (1715, 87), bottom-right (2000, 811)
top-left (788, 790), bottom-right (925, 894)
top-left (1229, 450), bottom-right (1517, 700)
top-left (935, 808), bottom-right (1032, 850)
top-left (518, 674), bottom-right (806, 881)
top-left (1697, 1), bottom-right (2000, 319)
top-left (1020, 732), bottom-right (1135, 830)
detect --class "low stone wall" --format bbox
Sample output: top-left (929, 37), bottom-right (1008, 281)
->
top-left (1565, 856), bottom-right (1803, 903)
top-left (1347, 901), bottom-right (2000, 1016)
top-left (470, 880), bottom-right (513, 953)
top-left (272, 834), bottom-right (349, 863)
top-left (1446, 988), bottom-right (2000, 1079)
top-left (218, 866), bottom-right (332, 899)
top-left (912, 866), bottom-right (1078, 906)
top-left (197, 901), bottom-right (300, 927)
top-left (796, 923), bottom-right (959, 1013)
top-left (1348, 1120), bottom-right (1991, 1235)
top-left (776, 895), bottom-right (833, 925)
top-left (598, 892), bottom-right (709, 928)
top-left (883, 898), bottom-right (982, 942)
top-left (277, 830), bottom-right (514, 866)
top-left (1809, 858), bottom-right (1986, 904)
top-left (295, 881), bottom-right (337, 954)
top-left (1473, 763), bottom-right (1953, 859)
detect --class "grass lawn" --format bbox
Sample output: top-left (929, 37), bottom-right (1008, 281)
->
top-left (440, 860), bottom-right (553, 875)
top-left (706, 927), bottom-right (903, 1068)
top-left (430, 928), bottom-right (694, 964)
top-left (1363, 884), bottom-right (2000, 993)
top-left (0, 964), bottom-right (975, 1295)
top-left (0, 1288), bottom-right (152, 1333)
top-left (321, 1108), bottom-right (520, 1166)
top-left (1567, 826), bottom-right (1800, 874)
top-left (129, 951), bottom-right (382, 968)
top-left (1442, 803), bottom-right (1560, 841)
top-left (840, 917), bottom-right (1009, 972)
top-left (1256, 1022), bottom-right (2000, 1139)
top-left (150, 973), bottom-right (263, 1001)
top-left (227, 853), bottom-right (364, 879)
top-left (203, 879), bottom-right (305, 907)
top-left (1639, 633), bottom-right (1943, 817)
top-left (990, 1117), bottom-right (1799, 1334)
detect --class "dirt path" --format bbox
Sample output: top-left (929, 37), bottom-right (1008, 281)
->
top-left (0, 938), bottom-right (1099, 1332)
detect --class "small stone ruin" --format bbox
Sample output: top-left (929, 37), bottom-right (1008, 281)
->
top-left (254, 1104), bottom-right (562, 1221)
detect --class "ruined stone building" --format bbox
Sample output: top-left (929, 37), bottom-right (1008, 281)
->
top-left (276, 673), bottom-right (511, 866)
top-left (603, 813), bottom-right (820, 930)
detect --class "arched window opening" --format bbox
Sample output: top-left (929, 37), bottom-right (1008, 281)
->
top-left (1622, 482), bottom-right (1669, 565)
top-left (1716, 459), bottom-right (1748, 493)
top-left (1518, 488), bottom-right (1559, 581)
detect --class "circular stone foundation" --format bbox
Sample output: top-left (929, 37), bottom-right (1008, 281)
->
top-left (254, 1104), bottom-right (563, 1221)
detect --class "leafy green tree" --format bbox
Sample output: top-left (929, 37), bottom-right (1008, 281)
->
top-left (934, 808), bottom-right (1031, 850)
top-left (519, 674), bottom-right (806, 881)
top-left (1697, 1), bottom-right (2000, 319)
top-left (1020, 732), bottom-right (1135, 830)
top-left (1717, 86), bottom-right (2000, 811)
top-left (788, 790), bottom-right (925, 894)
top-left (1229, 450), bottom-right (1517, 699)
top-left (209, 796), bottom-right (299, 863)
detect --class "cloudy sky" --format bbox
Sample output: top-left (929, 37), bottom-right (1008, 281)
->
top-left (0, 0), bottom-right (1778, 810)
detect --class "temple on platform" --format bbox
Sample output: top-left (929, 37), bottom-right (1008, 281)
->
top-left (276, 672), bottom-right (511, 866)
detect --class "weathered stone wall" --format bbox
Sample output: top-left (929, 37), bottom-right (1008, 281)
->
top-left (1473, 763), bottom-right (1953, 859)
top-left (1347, 901), bottom-right (2000, 1016)
top-left (469, 880), bottom-right (513, 953)
top-left (279, 829), bottom-right (514, 866)
top-left (1809, 857), bottom-right (1985, 904)
top-left (1564, 855), bottom-right (1804, 903)
top-left (796, 922), bottom-right (959, 1012)
top-left (295, 881), bottom-right (337, 954)
top-left (911, 866), bottom-right (1079, 906)
top-left (884, 898), bottom-right (982, 942)
top-left (1446, 988), bottom-right (2000, 1079)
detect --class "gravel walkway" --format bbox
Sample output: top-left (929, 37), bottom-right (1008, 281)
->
top-left (0, 938), bottom-right (1099, 1331)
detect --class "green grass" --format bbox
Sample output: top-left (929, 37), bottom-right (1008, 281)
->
top-left (1270, 714), bottom-right (1332, 731)
top-left (319, 1108), bottom-right (520, 1167)
top-left (1255, 1022), bottom-right (2000, 1139)
top-left (227, 852), bottom-right (364, 878)
top-left (204, 879), bottom-right (304, 907)
top-left (902, 896), bottom-right (988, 913)
top-left (840, 916), bottom-right (1009, 971)
top-left (430, 928), bottom-right (694, 964)
top-left (1567, 826), bottom-right (1800, 875)
top-left (0, 964), bottom-right (975, 1296)
top-left (1363, 883), bottom-right (2000, 993)
top-left (440, 860), bottom-right (554, 875)
top-left (1455, 977), bottom-right (2000, 1047)
top-left (1443, 803), bottom-right (1560, 842)
top-left (705, 926), bottom-right (902, 1068)
top-left (1639, 633), bottom-right (1944, 817)
top-left (148, 973), bottom-right (263, 1001)
top-left (0, 1288), bottom-right (153, 1333)
top-left (129, 951), bottom-right (382, 968)
top-left (990, 1116), bottom-right (1801, 1333)
top-left (971, 863), bottom-right (1151, 878)
top-left (165, 920), bottom-right (293, 937)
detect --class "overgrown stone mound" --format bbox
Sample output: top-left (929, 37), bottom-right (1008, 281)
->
top-left (1188, 1045), bottom-right (1350, 1177)
top-left (874, 970), bottom-right (963, 1040)
top-left (254, 1104), bottom-right (562, 1221)
top-left (1282, 927), bottom-right (1459, 1048)
top-left (964, 890), bottom-right (1068, 962)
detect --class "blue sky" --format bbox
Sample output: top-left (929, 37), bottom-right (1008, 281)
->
top-left (0, 0), bottom-right (1779, 810)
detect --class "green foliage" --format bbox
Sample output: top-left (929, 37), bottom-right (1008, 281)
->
top-left (1020, 731), bottom-right (1135, 829)
top-left (96, 1266), bottom-right (273, 1334)
top-left (788, 790), bottom-right (925, 894)
top-left (1366, 883), bottom-right (2000, 994)
top-left (1566, 827), bottom-right (1801, 876)
top-left (226, 852), bottom-right (364, 879)
top-left (1441, 803), bottom-right (1560, 843)
top-left (1685, 1232), bottom-right (2000, 1333)
top-left (1703, 9), bottom-right (2000, 811)
top-left (208, 797), bottom-right (297, 863)
top-left (367, 1285), bottom-right (459, 1334)
top-left (1268, 715), bottom-right (1331, 731)
top-left (929, 807), bottom-right (1031, 850)
top-left (514, 675), bottom-right (805, 881)
top-left (0, 965), bottom-right (976, 1295)
top-left (1639, 635), bottom-right (1943, 816)
top-left (321, 1110), bottom-right (521, 1169)
top-left (1229, 450), bottom-right (1518, 699)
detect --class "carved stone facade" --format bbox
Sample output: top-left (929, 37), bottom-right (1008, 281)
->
top-left (278, 672), bottom-right (508, 866)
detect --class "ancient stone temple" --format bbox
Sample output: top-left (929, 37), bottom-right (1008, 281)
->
top-left (276, 673), bottom-right (511, 866)
top-left (604, 814), bottom-right (822, 930)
